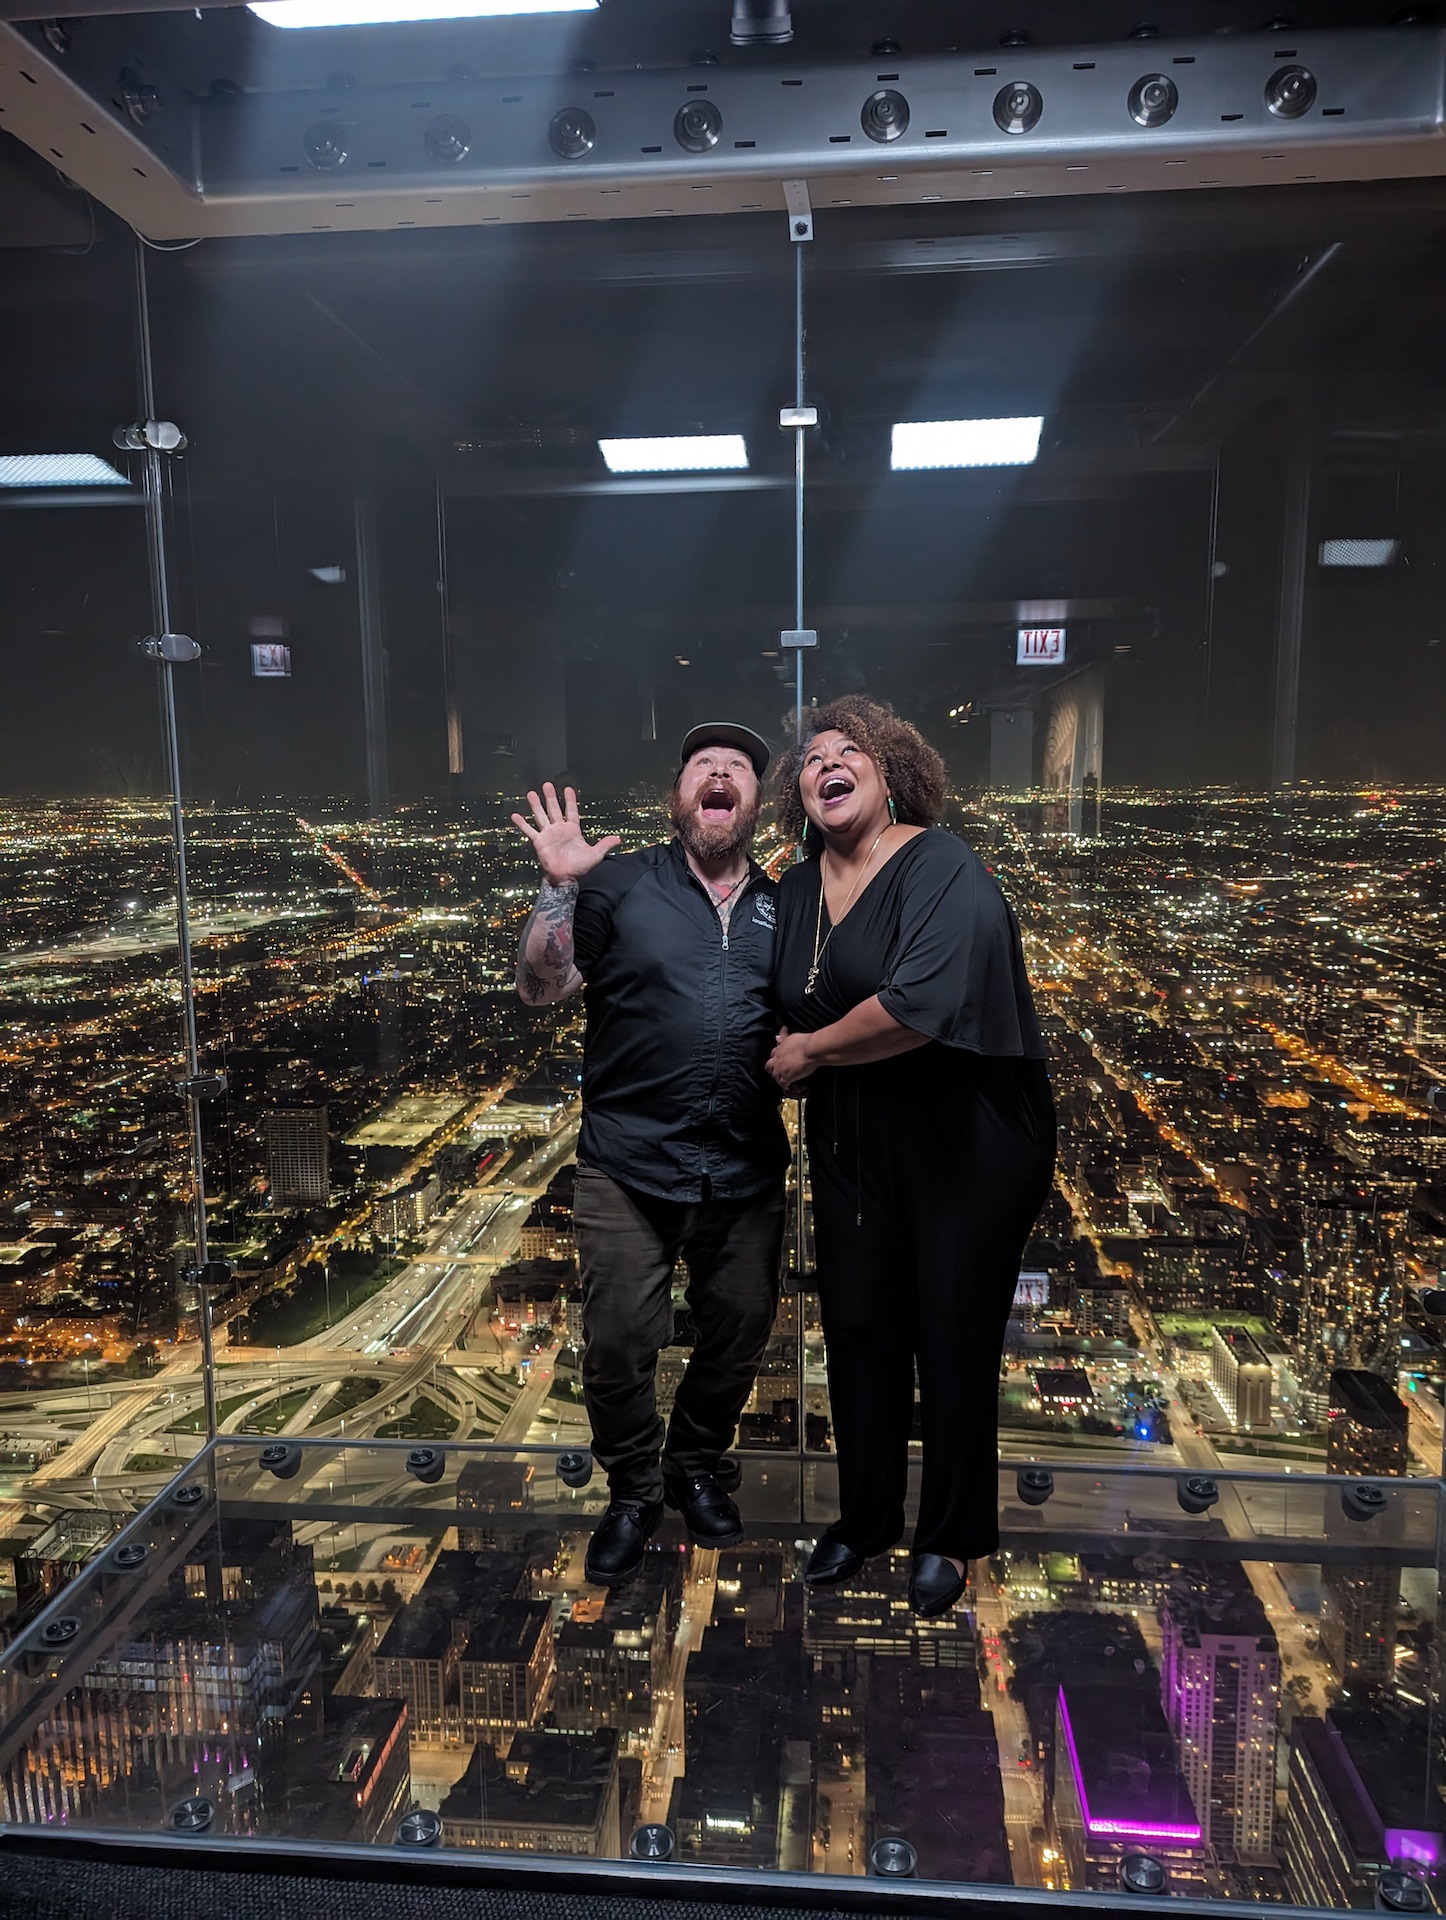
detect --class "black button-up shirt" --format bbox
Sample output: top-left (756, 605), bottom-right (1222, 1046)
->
top-left (571, 837), bottom-right (788, 1202)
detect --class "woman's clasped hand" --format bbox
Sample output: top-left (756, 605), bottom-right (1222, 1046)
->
top-left (766, 1026), bottom-right (816, 1092)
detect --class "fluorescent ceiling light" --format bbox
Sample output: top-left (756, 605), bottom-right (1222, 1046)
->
top-left (0, 454), bottom-right (128, 488)
top-left (598, 434), bottom-right (749, 474)
top-left (1318, 538), bottom-right (1399, 568)
top-left (250, 0), bottom-right (596, 26)
top-left (890, 416), bottom-right (1043, 470)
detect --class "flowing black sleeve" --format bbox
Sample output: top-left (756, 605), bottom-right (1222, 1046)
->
top-left (572, 862), bottom-right (621, 977)
top-left (877, 833), bottom-right (1045, 1057)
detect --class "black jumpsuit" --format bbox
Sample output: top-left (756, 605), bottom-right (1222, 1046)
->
top-left (774, 828), bottom-right (1056, 1563)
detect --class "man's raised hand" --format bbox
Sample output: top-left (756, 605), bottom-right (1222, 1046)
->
top-left (511, 782), bottom-right (620, 888)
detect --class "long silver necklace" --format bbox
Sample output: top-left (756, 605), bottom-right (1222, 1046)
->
top-left (805, 829), bottom-right (888, 997)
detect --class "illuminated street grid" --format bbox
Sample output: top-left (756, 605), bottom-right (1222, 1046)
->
top-left (0, 789), bottom-right (1442, 1891)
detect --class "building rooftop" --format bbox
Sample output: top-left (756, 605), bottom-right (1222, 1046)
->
top-left (1329, 1367), bottom-right (1410, 1434)
top-left (460, 1597), bottom-right (550, 1667)
top-left (1058, 1683), bottom-right (1202, 1847)
top-left (1213, 1324), bottom-right (1273, 1365)
top-left (439, 1729), bottom-right (618, 1834)
top-left (1163, 1561), bottom-right (1277, 1647)
top-left (376, 1549), bottom-right (527, 1663)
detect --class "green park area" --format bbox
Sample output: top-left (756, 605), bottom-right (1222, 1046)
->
top-left (239, 1387), bottom-right (313, 1435)
top-left (168, 1388), bottom-right (256, 1434)
top-left (124, 1451), bottom-right (184, 1474)
top-left (240, 1251), bottom-right (404, 1348)
top-left (316, 1378), bottom-right (381, 1423)
top-left (377, 1394), bottom-right (455, 1440)
top-left (1156, 1311), bottom-right (1274, 1346)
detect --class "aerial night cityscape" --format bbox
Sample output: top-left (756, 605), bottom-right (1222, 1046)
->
top-left (0, 781), bottom-right (1442, 1892)
top-left (2, 2), bottom-right (1446, 1908)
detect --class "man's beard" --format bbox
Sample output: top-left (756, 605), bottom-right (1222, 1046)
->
top-left (670, 786), bottom-right (761, 864)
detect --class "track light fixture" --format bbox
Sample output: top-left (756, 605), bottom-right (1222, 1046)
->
top-left (994, 81), bottom-right (1043, 134)
top-left (303, 121), bottom-right (348, 169)
top-left (425, 113), bottom-right (471, 162)
top-left (549, 106), bottom-right (596, 157)
top-left (730, 0), bottom-right (791, 46)
top-left (1128, 73), bottom-right (1178, 127)
top-left (1266, 63), bottom-right (1317, 116)
top-left (675, 99), bottom-right (723, 152)
top-left (861, 88), bottom-right (910, 142)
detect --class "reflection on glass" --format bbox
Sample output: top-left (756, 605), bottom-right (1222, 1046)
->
top-left (0, 1445), bottom-right (1441, 1907)
top-left (2, 147), bottom-right (1446, 1909)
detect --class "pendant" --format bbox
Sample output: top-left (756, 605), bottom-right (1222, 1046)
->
top-left (804, 965), bottom-right (819, 997)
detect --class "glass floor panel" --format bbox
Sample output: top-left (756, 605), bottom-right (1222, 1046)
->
top-left (1, 1438), bottom-right (1440, 1908)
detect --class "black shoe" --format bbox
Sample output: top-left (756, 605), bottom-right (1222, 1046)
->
top-left (662, 1471), bottom-right (744, 1547)
top-left (909, 1552), bottom-right (969, 1618)
top-left (584, 1498), bottom-right (662, 1585)
top-left (803, 1537), bottom-right (867, 1588)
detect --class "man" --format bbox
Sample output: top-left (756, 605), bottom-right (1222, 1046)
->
top-left (512, 725), bottom-right (787, 1586)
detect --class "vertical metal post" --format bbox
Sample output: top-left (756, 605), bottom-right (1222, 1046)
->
top-left (1198, 454), bottom-right (1221, 784)
top-left (779, 190), bottom-right (816, 1499)
top-left (793, 241), bottom-right (806, 745)
top-left (134, 240), bottom-right (218, 1443)
top-left (436, 478), bottom-right (463, 780)
top-left (1271, 435), bottom-right (1311, 793)
top-left (354, 486), bottom-right (391, 818)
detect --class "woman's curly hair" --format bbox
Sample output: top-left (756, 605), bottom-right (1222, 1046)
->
top-left (774, 696), bottom-right (947, 855)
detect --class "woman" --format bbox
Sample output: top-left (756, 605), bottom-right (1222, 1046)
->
top-left (768, 696), bottom-right (1055, 1618)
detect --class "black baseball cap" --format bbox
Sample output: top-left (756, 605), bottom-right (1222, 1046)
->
top-left (678, 722), bottom-right (772, 779)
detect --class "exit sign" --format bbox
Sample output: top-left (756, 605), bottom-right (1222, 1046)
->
top-left (1017, 626), bottom-right (1066, 665)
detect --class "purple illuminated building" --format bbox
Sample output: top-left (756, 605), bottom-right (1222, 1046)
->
top-left (1052, 1684), bottom-right (1207, 1892)
top-left (1284, 1709), bottom-right (1443, 1910)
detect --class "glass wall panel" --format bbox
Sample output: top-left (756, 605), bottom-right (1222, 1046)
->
top-left (2, 138), bottom-right (1445, 1900)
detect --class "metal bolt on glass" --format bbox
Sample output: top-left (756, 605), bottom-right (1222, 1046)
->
top-left (1017, 1466), bottom-right (1054, 1506)
top-left (629, 1823), bottom-right (675, 1861)
top-left (170, 1797), bottom-right (215, 1836)
top-left (1377, 1871), bottom-right (1432, 1913)
top-left (868, 1837), bottom-right (918, 1878)
top-left (259, 1443), bottom-right (303, 1480)
top-left (557, 1449), bottom-right (593, 1488)
top-left (396, 1809), bottom-right (443, 1848)
top-left (1120, 1852), bottom-right (1169, 1895)
top-left (1341, 1480), bottom-right (1388, 1522)
top-left (406, 1446), bottom-right (446, 1484)
top-left (1177, 1473), bottom-right (1219, 1514)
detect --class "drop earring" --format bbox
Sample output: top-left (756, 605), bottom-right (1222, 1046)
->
top-left (887, 793), bottom-right (897, 825)
top-left (800, 816), bottom-right (810, 842)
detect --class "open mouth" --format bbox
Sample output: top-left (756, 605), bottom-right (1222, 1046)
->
top-left (698, 783), bottom-right (739, 823)
top-left (819, 773), bottom-right (855, 808)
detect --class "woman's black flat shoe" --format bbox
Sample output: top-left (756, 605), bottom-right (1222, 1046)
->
top-left (909, 1552), bottom-right (968, 1617)
top-left (803, 1537), bottom-right (867, 1587)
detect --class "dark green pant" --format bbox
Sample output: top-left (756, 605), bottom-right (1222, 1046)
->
top-left (573, 1164), bottom-right (784, 1502)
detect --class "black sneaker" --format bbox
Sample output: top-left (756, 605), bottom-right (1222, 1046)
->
top-left (584, 1498), bottom-right (662, 1586)
top-left (662, 1471), bottom-right (744, 1547)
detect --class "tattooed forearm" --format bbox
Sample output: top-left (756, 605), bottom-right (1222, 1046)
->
top-left (515, 879), bottom-right (584, 1006)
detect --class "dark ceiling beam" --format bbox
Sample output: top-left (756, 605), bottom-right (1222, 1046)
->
top-left (181, 179), bottom-right (1446, 292)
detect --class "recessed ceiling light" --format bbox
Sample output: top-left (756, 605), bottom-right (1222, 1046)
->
top-left (0, 454), bottom-right (129, 488)
top-left (1318, 538), bottom-right (1399, 568)
top-left (890, 416), bottom-right (1043, 470)
top-left (250, 0), bottom-right (596, 27)
top-left (598, 434), bottom-right (748, 473)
